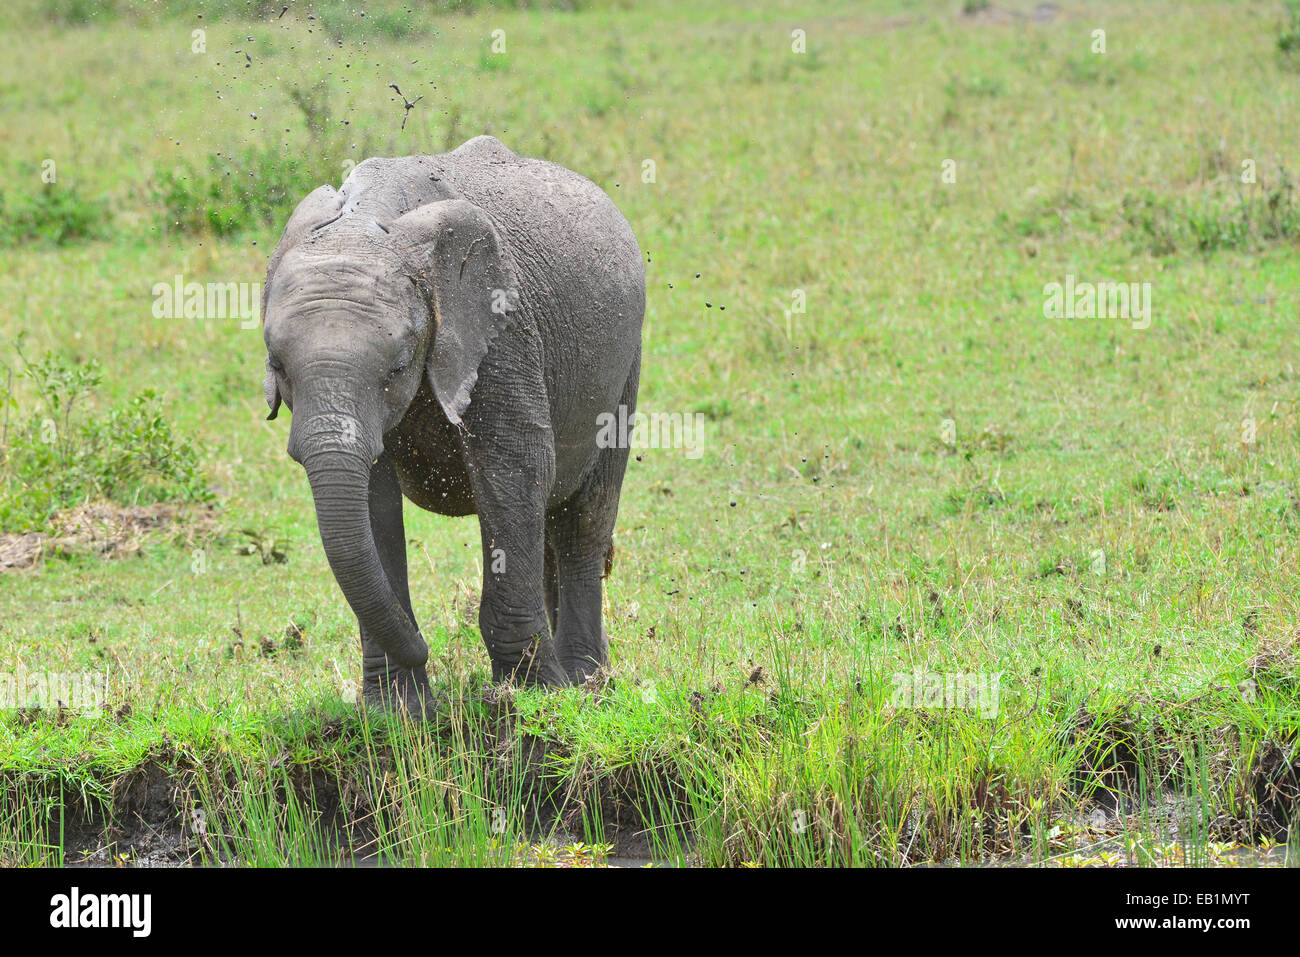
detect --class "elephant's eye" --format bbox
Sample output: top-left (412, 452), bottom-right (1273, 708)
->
top-left (388, 348), bottom-right (415, 378)
top-left (268, 356), bottom-right (285, 373)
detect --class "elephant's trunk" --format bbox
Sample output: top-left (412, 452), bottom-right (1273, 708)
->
top-left (291, 400), bottom-right (428, 671)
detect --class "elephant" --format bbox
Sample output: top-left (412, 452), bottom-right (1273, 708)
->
top-left (260, 135), bottom-right (644, 713)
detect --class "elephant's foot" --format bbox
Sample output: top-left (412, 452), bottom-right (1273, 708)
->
top-left (481, 599), bottom-right (567, 686)
top-left (564, 657), bottom-right (608, 687)
top-left (490, 656), bottom-right (567, 687)
top-left (489, 633), bottom-right (567, 687)
top-left (559, 625), bottom-right (610, 686)
top-left (362, 663), bottom-right (439, 719)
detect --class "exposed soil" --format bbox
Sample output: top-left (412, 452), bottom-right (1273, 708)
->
top-left (961, 2), bottom-right (1061, 25)
top-left (50, 761), bottom-right (676, 867)
top-left (5, 667), bottom-right (1297, 867)
top-left (7, 717), bottom-right (1291, 868)
top-left (4, 691), bottom-right (692, 867)
top-left (0, 502), bottom-right (219, 572)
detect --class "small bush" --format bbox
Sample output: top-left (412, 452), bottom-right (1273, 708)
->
top-left (154, 147), bottom-right (323, 236)
top-left (36, 0), bottom-right (116, 25)
top-left (154, 78), bottom-right (373, 236)
top-left (1279, 1), bottom-right (1300, 60)
top-left (1061, 53), bottom-right (1116, 87)
top-left (0, 342), bottom-right (210, 533)
top-left (1120, 191), bottom-right (1183, 256)
top-left (1121, 170), bottom-right (1300, 256)
top-left (0, 184), bottom-right (106, 247)
top-left (319, 6), bottom-right (428, 42)
top-left (36, 0), bottom-right (585, 28)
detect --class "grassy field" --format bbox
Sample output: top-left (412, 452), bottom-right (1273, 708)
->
top-left (1, 0), bottom-right (1299, 867)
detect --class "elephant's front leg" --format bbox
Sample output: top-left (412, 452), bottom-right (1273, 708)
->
top-left (465, 453), bottom-right (566, 687)
top-left (361, 450), bottom-right (435, 715)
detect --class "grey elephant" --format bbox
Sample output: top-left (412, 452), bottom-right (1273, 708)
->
top-left (261, 135), bottom-right (644, 712)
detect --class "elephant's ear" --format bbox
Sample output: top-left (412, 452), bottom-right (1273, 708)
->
top-left (261, 185), bottom-right (343, 419)
top-left (390, 199), bottom-right (519, 426)
top-left (263, 356), bottom-right (283, 420)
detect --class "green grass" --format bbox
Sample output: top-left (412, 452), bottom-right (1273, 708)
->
top-left (1, 0), bottom-right (1299, 866)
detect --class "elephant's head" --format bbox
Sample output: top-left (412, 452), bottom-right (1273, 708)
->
top-left (261, 184), bottom-right (518, 670)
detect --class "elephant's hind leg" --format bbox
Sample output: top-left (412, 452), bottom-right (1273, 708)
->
top-left (550, 356), bottom-right (639, 684)
top-left (469, 463), bottom-right (567, 686)
top-left (462, 427), bottom-right (567, 686)
top-left (547, 497), bottom-right (616, 684)
top-left (460, 321), bottom-right (568, 686)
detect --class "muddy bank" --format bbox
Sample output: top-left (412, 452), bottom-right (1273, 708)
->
top-left (2, 682), bottom-right (1297, 867)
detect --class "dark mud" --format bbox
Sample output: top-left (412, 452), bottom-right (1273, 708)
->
top-left (20, 748), bottom-right (1291, 868)
top-left (5, 689), bottom-right (1296, 867)
top-left (0, 503), bottom-right (218, 572)
top-left (8, 702), bottom-right (692, 867)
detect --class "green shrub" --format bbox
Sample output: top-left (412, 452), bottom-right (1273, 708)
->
top-left (154, 76), bottom-right (370, 236)
top-left (1279, 1), bottom-right (1300, 58)
top-left (0, 343), bottom-right (210, 533)
top-left (154, 146), bottom-right (324, 236)
top-left (1121, 170), bottom-right (1300, 256)
top-left (0, 184), bottom-right (106, 247)
top-left (36, 0), bottom-right (117, 25)
top-left (319, 5), bottom-right (429, 42)
top-left (35, 0), bottom-right (587, 28)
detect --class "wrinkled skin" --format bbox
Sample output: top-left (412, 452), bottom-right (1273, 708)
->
top-left (261, 136), bottom-right (644, 714)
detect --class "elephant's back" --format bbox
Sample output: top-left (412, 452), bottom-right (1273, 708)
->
top-left (438, 137), bottom-right (645, 317)
top-left (437, 138), bottom-right (646, 491)
top-left (339, 137), bottom-right (644, 325)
